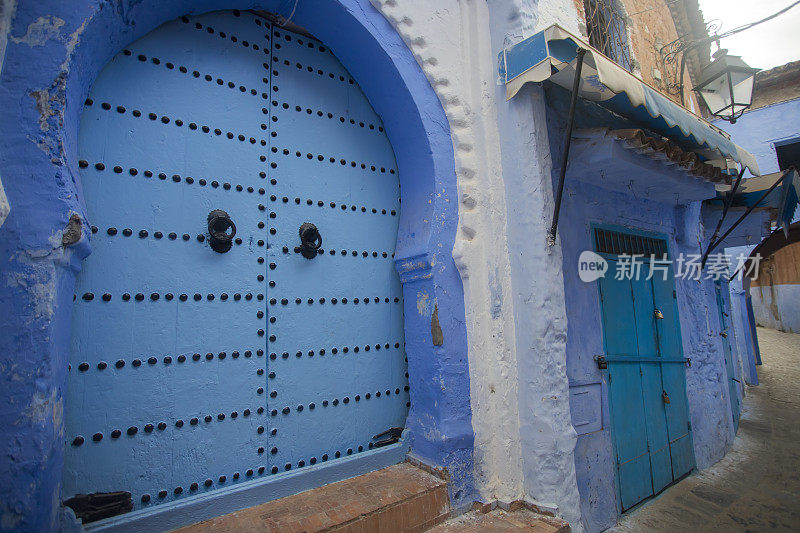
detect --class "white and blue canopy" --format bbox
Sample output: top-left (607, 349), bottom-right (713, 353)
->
top-left (499, 24), bottom-right (760, 175)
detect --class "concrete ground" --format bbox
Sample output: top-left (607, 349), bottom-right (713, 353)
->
top-left (610, 326), bottom-right (800, 532)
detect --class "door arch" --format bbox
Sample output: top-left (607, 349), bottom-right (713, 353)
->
top-left (0, 1), bottom-right (474, 529)
top-left (64, 9), bottom-right (408, 519)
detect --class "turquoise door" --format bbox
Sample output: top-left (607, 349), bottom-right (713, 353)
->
top-left (596, 232), bottom-right (695, 511)
top-left (715, 280), bottom-right (741, 430)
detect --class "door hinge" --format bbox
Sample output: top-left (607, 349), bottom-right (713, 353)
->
top-left (688, 421), bottom-right (692, 431)
top-left (372, 427), bottom-right (403, 448)
top-left (63, 492), bottom-right (132, 524)
top-left (673, 290), bottom-right (677, 299)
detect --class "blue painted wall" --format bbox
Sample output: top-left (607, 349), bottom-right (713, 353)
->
top-left (0, 1), bottom-right (474, 529)
top-left (751, 279), bottom-right (800, 333)
top-left (545, 85), bottom-right (739, 532)
top-left (713, 98), bottom-right (800, 381)
top-left (716, 98), bottom-right (800, 176)
top-left (698, 207), bottom-right (764, 391)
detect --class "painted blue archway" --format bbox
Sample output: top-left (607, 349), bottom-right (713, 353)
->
top-left (0, 1), bottom-right (473, 530)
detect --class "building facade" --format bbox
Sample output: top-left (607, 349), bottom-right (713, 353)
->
top-left (0, 0), bottom-right (758, 532)
top-left (751, 239), bottom-right (800, 332)
top-left (714, 61), bottom-right (800, 337)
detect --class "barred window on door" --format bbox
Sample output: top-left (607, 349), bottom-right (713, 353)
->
top-left (594, 228), bottom-right (669, 258)
top-left (583, 0), bottom-right (633, 72)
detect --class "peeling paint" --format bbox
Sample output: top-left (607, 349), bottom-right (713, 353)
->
top-left (7, 260), bottom-right (57, 321)
top-left (431, 303), bottom-right (444, 345)
top-left (61, 213), bottom-right (81, 246)
top-left (9, 15), bottom-right (63, 46)
top-left (24, 387), bottom-right (59, 424)
top-left (29, 89), bottom-right (53, 131)
top-left (7, 228), bottom-right (69, 323)
top-left (0, 0), bottom-right (17, 76)
top-left (0, 172), bottom-right (9, 228)
top-left (417, 290), bottom-right (430, 316)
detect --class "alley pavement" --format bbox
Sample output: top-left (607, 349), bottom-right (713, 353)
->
top-left (610, 326), bottom-right (800, 532)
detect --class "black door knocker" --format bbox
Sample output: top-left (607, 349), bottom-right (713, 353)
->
top-left (207, 210), bottom-right (236, 253)
top-left (295, 222), bottom-right (322, 259)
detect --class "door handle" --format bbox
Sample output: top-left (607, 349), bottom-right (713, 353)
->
top-left (654, 309), bottom-right (664, 319)
top-left (662, 391), bottom-right (670, 404)
top-left (207, 210), bottom-right (236, 253)
top-left (294, 222), bottom-right (322, 259)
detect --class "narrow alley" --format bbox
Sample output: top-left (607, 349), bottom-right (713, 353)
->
top-left (611, 327), bottom-right (800, 532)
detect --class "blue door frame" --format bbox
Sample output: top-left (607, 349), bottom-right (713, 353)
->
top-left (594, 225), bottom-right (695, 512)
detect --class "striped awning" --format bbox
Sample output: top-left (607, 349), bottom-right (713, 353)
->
top-left (499, 24), bottom-right (760, 175)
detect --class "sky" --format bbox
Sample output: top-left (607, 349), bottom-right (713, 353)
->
top-left (698, 0), bottom-right (800, 71)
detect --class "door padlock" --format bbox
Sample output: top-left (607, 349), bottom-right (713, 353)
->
top-left (662, 391), bottom-right (670, 404)
top-left (654, 309), bottom-right (664, 319)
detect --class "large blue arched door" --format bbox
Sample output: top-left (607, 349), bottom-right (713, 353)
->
top-left (64, 10), bottom-right (408, 519)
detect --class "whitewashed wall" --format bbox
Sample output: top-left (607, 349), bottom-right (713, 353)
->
top-left (369, 0), bottom-right (585, 527)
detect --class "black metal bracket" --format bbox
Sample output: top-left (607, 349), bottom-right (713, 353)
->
top-left (705, 169), bottom-right (792, 271)
top-left (595, 354), bottom-right (691, 368)
top-left (372, 427), bottom-right (403, 448)
top-left (548, 48), bottom-right (587, 246)
top-left (701, 166), bottom-right (746, 267)
top-left (63, 491), bottom-right (132, 523)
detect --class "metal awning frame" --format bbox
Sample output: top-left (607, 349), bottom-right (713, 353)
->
top-left (703, 168), bottom-right (797, 267)
top-left (548, 48), bottom-right (587, 245)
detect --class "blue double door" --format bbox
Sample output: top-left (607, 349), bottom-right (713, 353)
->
top-left (64, 10), bottom-right (408, 517)
top-left (598, 257), bottom-right (695, 511)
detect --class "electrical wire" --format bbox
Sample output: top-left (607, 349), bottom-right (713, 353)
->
top-left (716, 0), bottom-right (800, 40)
top-left (278, 0), bottom-right (299, 27)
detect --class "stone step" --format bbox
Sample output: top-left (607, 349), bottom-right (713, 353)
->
top-left (428, 508), bottom-right (570, 533)
top-left (173, 462), bottom-right (450, 532)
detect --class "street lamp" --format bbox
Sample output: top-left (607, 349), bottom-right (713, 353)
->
top-left (694, 48), bottom-right (759, 124)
